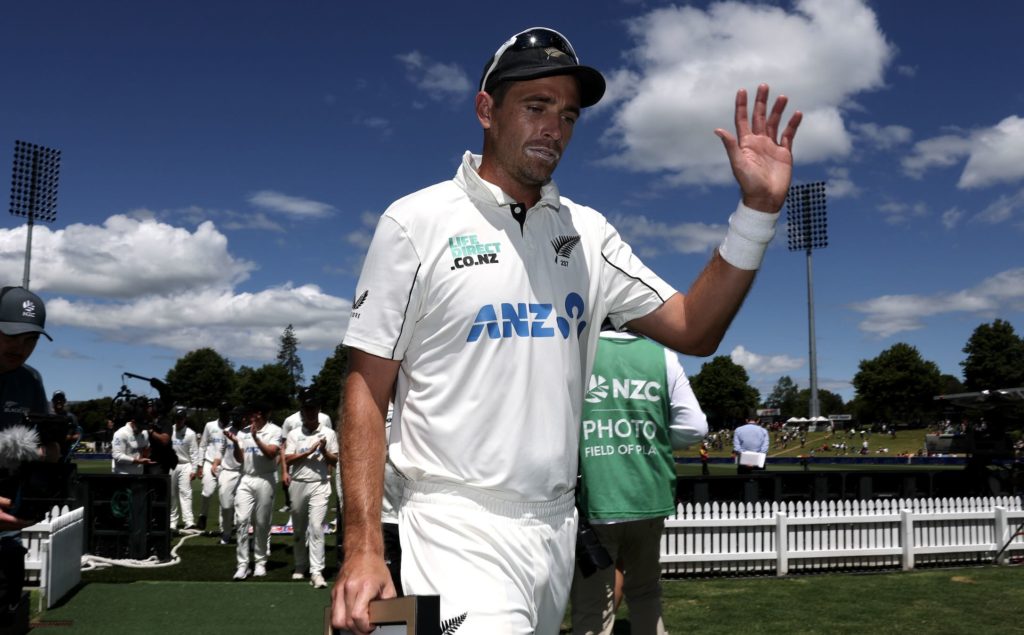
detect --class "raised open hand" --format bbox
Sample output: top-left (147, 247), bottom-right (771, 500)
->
top-left (715, 84), bottom-right (802, 213)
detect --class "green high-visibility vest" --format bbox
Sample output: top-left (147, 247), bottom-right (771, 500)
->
top-left (578, 334), bottom-right (676, 520)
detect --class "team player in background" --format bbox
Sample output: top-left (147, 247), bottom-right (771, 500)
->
top-left (279, 389), bottom-right (332, 516)
top-left (197, 401), bottom-right (232, 532)
top-left (225, 403), bottom-right (282, 580)
top-left (169, 406), bottom-right (200, 531)
top-left (210, 406), bottom-right (245, 545)
top-left (111, 414), bottom-right (152, 474)
top-left (332, 25), bottom-right (801, 634)
top-left (283, 404), bottom-right (338, 589)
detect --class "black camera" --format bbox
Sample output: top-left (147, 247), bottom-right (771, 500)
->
top-left (575, 516), bottom-right (613, 578)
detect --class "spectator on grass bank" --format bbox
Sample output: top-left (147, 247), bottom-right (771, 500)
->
top-left (733, 418), bottom-right (769, 474)
top-left (572, 326), bottom-right (707, 634)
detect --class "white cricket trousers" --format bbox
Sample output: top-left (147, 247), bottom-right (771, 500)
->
top-left (169, 464), bottom-right (195, 528)
top-left (288, 479), bottom-right (330, 575)
top-left (400, 481), bottom-right (577, 635)
top-left (217, 468), bottom-right (241, 534)
top-left (234, 473), bottom-right (276, 567)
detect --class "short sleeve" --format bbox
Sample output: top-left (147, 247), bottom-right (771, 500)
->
top-left (599, 219), bottom-right (677, 328)
top-left (343, 214), bottom-right (423, 360)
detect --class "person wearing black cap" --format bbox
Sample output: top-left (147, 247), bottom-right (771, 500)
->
top-left (0, 286), bottom-right (53, 625)
top-left (282, 391), bottom-right (338, 588)
top-left (50, 391), bottom-right (81, 461)
top-left (279, 388), bottom-right (333, 515)
top-left (333, 26), bottom-right (801, 634)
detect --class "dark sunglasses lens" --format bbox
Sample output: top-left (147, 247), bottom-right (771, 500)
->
top-left (510, 29), bottom-right (577, 62)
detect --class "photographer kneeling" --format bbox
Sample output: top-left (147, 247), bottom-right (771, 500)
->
top-left (0, 286), bottom-right (57, 624)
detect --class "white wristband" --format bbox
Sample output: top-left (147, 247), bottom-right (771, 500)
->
top-left (717, 201), bottom-right (779, 270)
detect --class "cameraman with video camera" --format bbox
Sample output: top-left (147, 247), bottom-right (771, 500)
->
top-left (0, 286), bottom-right (57, 625)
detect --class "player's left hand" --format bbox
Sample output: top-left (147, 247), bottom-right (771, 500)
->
top-left (715, 83), bottom-right (802, 213)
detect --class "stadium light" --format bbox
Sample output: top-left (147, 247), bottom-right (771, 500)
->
top-left (9, 140), bottom-right (61, 289)
top-left (786, 181), bottom-right (828, 420)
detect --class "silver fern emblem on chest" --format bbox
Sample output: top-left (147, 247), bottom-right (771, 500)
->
top-left (551, 235), bottom-right (580, 266)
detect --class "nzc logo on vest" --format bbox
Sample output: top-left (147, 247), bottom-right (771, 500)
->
top-left (466, 292), bottom-right (587, 342)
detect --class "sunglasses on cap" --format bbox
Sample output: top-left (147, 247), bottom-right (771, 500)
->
top-left (479, 27), bottom-right (581, 93)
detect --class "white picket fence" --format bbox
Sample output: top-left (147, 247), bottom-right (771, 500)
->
top-left (661, 496), bottom-right (1024, 576)
top-left (23, 505), bottom-right (84, 609)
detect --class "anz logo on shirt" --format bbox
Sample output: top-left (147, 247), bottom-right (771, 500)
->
top-left (467, 292), bottom-right (587, 342)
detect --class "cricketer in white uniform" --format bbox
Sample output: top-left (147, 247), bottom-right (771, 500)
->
top-left (169, 406), bottom-right (201, 529)
top-left (211, 408), bottom-right (245, 544)
top-left (227, 404), bottom-right (283, 579)
top-left (284, 413), bottom-right (338, 588)
top-left (111, 420), bottom-right (150, 475)
top-left (197, 402), bottom-right (232, 531)
top-left (332, 26), bottom-right (801, 635)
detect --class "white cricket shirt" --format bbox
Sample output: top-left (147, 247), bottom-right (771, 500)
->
top-left (343, 152), bottom-right (676, 502)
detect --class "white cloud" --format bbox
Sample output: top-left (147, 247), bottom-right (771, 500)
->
top-left (0, 216), bottom-right (254, 298)
top-left (973, 189), bottom-right (1024, 225)
top-left (941, 207), bottom-right (964, 230)
top-left (601, 0), bottom-right (894, 183)
top-left (901, 134), bottom-right (972, 179)
top-left (610, 214), bottom-right (725, 257)
top-left (396, 51), bottom-right (473, 102)
top-left (850, 268), bottom-right (1024, 337)
top-left (902, 116), bottom-right (1024, 188)
top-left (826, 167), bottom-right (859, 199)
top-left (0, 215), bottom-right (350, 362)
top-left (248, 191), bottom-right (335, 219)
top-left (876, 200), bottom-right (927, 226)
top-left (731, 345), bottom-right (804, 375)
top-left (46, 284), bottom-right (349, 359)
top-left (850, 122), bottom-right (912, 150)
top-left (960, 116), bottom-right (1024, 188)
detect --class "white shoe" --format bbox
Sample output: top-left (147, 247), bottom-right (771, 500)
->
top-left (233, 565), bottom-right (250, 581)
top-left (291, 572), bottom-right (306, 580)
top-left (253, 563), bottom-right (267, 577)
top-left (310, 573), bottom-right (327, 589)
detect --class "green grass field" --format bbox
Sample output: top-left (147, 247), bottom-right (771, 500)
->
top-left (37, 457), bottom-right (1022, 633)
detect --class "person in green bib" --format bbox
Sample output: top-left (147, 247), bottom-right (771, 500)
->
top-left (572, 323), bottom-right (708, 635)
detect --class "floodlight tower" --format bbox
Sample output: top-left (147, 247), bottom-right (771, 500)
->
top-left (9, 140), bottom-right (61, 290)
top-left (786, 181), bottom-right (828, 419)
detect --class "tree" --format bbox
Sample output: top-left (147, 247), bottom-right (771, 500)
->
top-left (233, 363), bottom-right (295, 418)
top-left (793, 388), bottom-right (845, 418)
top-left (851, 343), bottom-right (943, 426)
top-left (277, 324), bottom-right (304, 393)
top-left (961, 319), bottom-right (1024, 390)
top-left (764, 375), bottom-right (800, 417)
top-left (164, 348), bottom-right (235, 409)
top-left (308, 343), bottom-right (349, 420)
top-left (690, 356), bottom-right (760, 430)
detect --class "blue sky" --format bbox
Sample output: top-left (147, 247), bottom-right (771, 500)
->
top-left (2, 0), bottom-right (1022, 408)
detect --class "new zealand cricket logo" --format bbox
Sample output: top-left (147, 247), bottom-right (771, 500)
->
top-left (551, 235), bottom-right (580, 267)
